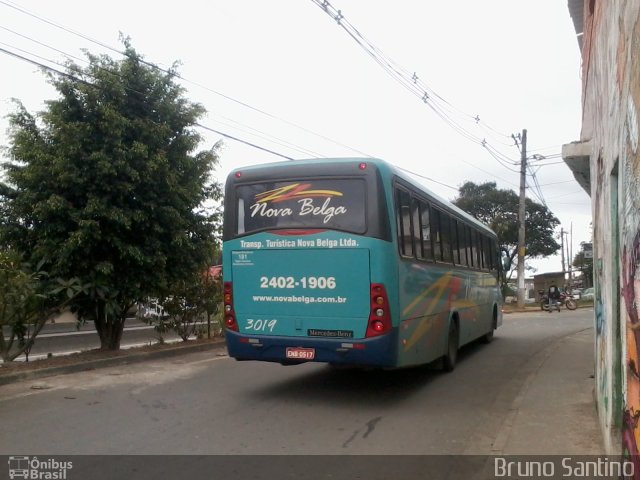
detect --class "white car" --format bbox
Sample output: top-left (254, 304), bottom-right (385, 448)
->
top-left (582, 287), bottom-right (595, 301)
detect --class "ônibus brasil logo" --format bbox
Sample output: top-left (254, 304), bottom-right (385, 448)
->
top-left (8, 456), bottom-right (72, 480)
top-left (251, 183), bottom-right (347, 224)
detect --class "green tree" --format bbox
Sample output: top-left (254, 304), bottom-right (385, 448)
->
top-left (453, 181), bottom-right (561, 286)
top-left (158, 269), bottom-right (222, 342)
top-left (0, 40), bottom-right (222, 350)
top-left (572, 248), bottom-right (593, 287)
top-left (0, 250), bottom-right (81, 361)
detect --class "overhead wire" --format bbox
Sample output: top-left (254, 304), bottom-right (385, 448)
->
top-left (0, 28), bottom-right (328, 160)
top-left (309, 0), bottom-right (522, 177)
top-left (0, 44), bottom-right (296, 161)
top-left (0, 0), bottom-right (375, 159)
top-left (2, 0), bottom-right (528, 191)
top-left (397, 167), bottom-right (459, 191)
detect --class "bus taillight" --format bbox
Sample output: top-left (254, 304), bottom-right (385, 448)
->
top-left (366, 283), bottom-right (391, 337)
top-left (223, 281), bottom-right (238, 331)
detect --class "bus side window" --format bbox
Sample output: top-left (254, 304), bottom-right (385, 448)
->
top-left (412, 198), bottom-right (424, 259)
top-left (465, 225), bottom-right (474, 268)
top-left (420, 200), bottom-right (433, 261)
top-left (431, 207), bottom-right (442, 261)
top-left (396, 189), bottom-right (414, 257)
top-left (482, 234), bottom-right (492, 271)
top-left (479, 234), bottom-right (486, 270)
top-left (451, 220), bottom-right (460, 265)
top-left (440, 211), bottom-right (452, 263)
top-left (457, 220), bottom-right (467, 266)
top-left (471, 230), bottom-right (479, 269)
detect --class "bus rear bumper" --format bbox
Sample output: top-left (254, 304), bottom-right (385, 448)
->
top-left (224, 331), bottom-right (398, 368)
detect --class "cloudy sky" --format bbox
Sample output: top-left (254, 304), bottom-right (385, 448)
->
top-left (0, 0), bottom-right (591, 276)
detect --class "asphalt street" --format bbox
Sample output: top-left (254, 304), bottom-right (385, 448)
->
top-left (0, 309), bottom-right (602, 479)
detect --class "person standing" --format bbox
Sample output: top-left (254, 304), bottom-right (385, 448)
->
top-left (548, 284), bottom-right (561, 312)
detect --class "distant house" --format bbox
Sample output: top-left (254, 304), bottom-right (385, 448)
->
top-left (506, 277), bottom-right (536, 303)
top-left (533, 272), bottom-right (566, 301)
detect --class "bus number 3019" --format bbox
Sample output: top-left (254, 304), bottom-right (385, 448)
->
top-left (259, 276), bottom-right (336, 289)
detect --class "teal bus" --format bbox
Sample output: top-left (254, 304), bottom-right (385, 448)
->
top-left (222, 158), bottom-right (502, 370)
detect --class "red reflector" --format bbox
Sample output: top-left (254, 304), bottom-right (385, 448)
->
top-left (352, 343), bottom-right (365, 350)
top-left (372, 321), bottom-right (385, 332)
top-left (235, 171), bottom-right (242, 178)
top-left (359, 162), bottom-right (367, 170)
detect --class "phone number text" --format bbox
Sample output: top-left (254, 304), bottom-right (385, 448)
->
top-left (259, 276), bottom-right (337, 289)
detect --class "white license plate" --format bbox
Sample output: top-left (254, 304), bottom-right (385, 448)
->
top-left (285, 347), bottom-right (315, 360)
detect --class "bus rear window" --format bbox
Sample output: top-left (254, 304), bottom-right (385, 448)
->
top-left (235, 179), bottom-right (366, 235)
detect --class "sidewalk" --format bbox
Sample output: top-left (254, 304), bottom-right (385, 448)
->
top-left (0, 337), bottom-right (226, 386)
top-left (493, 326), bottom-right (605, 454)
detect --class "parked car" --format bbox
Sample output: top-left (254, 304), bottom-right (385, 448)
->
top-left (571, 289), bottom-right (582, 299)
top-left (582, 287), bottom-right (595, 301)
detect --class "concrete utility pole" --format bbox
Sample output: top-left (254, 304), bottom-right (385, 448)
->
top-left (568, 222), bottom-right (573, 286)
top-left (517, 129), bottom-right (527, 309)
top-left (560, 227), bottom-right (566, 275)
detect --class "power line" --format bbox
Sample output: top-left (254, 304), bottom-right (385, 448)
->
top-left (537, 180), bottom-right (575, 187)
top-left (0, 1), bottom-right (524, 190)
top-left (460, 159), bottom-right (519, 188)
top-left (398, 167), bottom-right (458, 191)
top-left (0, 0), bottom-right (375, 159)
top-left (0, 44), bottom-right (296, 161)
top-left (0, 27), bottom-right (327, 159)
top-left (309, 0), bottom-right (522, 174)
top-left (545, 189), bottom-right (587, 200)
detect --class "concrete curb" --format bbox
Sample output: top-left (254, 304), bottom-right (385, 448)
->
top-left (0, 339), bottom-right (227, 386)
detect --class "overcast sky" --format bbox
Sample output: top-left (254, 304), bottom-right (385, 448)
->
top-left (0, 0), bottom-right (591, 277)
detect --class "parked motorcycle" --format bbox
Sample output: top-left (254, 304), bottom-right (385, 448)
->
top-left (539, 291), bottom-right (578, 311)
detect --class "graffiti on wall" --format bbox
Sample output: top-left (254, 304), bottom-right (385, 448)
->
top-left (623, 231), bottom-right (640, 461)
top-left (622, 14), bottom-right (640, 460)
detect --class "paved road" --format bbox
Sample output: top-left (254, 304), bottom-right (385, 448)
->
top-left (6, 319), bottom-right (216, 361)
top-left (0, 309), bottom-right (599, 477)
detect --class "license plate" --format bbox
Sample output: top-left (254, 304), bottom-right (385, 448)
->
top-left (285, 347), bottom-right (315, 360)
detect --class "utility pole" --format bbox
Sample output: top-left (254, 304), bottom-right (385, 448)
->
top-left (560, 227), bottom-right (566, 276)
top-left (517, 129), bottom-right (527, 309)
top-left (568, 222), bottom-right (573, 287)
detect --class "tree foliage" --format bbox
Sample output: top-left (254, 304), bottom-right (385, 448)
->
top-left (572, 249), bottom-right (594, 287)
top-left (453, 181), bottom-right (561, 281)
top-left (0, 40), bottom-right (222, 349)
top-left (0, 250), bottom-right (81, 361)
top-left (159, 269), bottom-right (222, 341)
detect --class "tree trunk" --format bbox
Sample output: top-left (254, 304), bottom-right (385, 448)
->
top-left (94, 302), bottom-right (126, 350)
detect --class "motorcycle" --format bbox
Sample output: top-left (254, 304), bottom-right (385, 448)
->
top-left (540, 291), bottom-right (578, 311)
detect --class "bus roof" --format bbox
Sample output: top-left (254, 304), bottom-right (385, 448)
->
top-left (227, 157), bottom-right (496, 238)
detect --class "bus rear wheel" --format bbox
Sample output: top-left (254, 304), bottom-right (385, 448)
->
top-left (442, 321), bottom-right (459, 372)
top-left (481, 309), bottom-right (497, 344)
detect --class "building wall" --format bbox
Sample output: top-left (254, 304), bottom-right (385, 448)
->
top-left (580, 0), bottom-right (640, 456)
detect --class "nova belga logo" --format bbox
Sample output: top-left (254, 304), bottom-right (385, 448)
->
top-left (8, 456), bottom-right (73, 480)
top-left (251, 183), bottom-right (347, 224)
